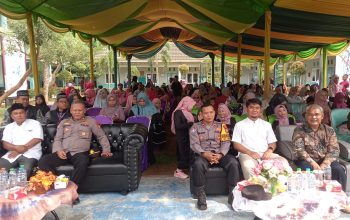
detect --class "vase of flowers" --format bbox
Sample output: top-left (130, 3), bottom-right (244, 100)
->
top-left (250, 159), bottom-right (292, 196)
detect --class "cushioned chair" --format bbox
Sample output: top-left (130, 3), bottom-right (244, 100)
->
top-left (26, 123), bottom-right (147, 194)
top-left (94, 115), bottom-right (113, 125)
top-left (86, 107), bottom-right (102, 117)
top-left (189, 165), bottom-right (229, 197)
top-left (126, 116), bottom-right (151, 171)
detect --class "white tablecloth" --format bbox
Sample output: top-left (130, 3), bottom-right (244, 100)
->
top-left (232, 188), bottom-right (347, 220)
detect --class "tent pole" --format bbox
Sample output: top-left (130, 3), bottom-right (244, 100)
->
top-left (127, 54), bottom-right (132, 86)
top-left (221, 45), bottom-right (225, 85)
top-left (209, 53), bottom-right (215, 86)
top-left (263, 10), bottom-right (271, 99)
top-left (26, 13), bottom-right (39, 95)
top-left (259, 61), bottom-right (263, 85)
top-left (322, 47), bottom-right (328, 88)
top-left (282, 62), bottom-right (287, 86)
top-left (113, 47), bottom-right (118, 85)
top-left (237, 35), bottom-right (242, 85)
top-left (89, 38), bottom-right (94, 81)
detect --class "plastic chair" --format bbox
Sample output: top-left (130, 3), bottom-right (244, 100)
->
top-left (126, 116), bottom-right (151, 171)
top-left (267, 114), bottom-right (296, 124)
top-left (94, 115), bottom-right (113, 125)
top-left (232, 114), bottom-right (247, 123)
top-left (86, 107), bottom-right (102, 117)
top-left (331, 108), bottom-right (350, 143)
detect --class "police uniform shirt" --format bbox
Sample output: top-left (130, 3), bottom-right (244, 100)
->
top-left (190, 121), bottom-right (230, 155)
top-left (52, 116), bottom-right (110, 155)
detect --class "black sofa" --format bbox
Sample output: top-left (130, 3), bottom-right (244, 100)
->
top-left (0, 123), bottom-right (148, 194)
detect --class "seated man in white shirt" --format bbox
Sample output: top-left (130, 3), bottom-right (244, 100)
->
top-left (232, 98), bottom-right (287, 180)
top-left (0, 103), bottom-right (43, 177)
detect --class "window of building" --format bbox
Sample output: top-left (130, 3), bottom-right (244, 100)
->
top-left (148, 67), bottom-right (150, 71)
top-left (173, 67), bottom-right (176, 71)
top-left (105, 74), bottom-right (109, 83)
top-left (187, 73), bottom-right (192, 83)
top-left (331, 59), bottom-right (333, 65)
top-left (154, 68), bottom-right (156, 71)
top-left (193, 73), bottom-right (198, 83)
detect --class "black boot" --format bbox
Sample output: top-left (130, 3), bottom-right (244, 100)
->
top-left (196, 186), bottom-right (207, 210)
top-left (228, 186), bottom-right (234, 205)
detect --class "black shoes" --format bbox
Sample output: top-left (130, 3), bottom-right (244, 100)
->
top-left (73, 197), bottom-right (80, 205)
top-left (196, 186), bottom-right (207, 211)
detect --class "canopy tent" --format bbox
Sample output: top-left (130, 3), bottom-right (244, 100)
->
top-left (1, 0), bottom-right (350, 94)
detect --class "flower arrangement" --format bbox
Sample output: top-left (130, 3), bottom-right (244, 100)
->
top-left (249, 159), bottom-right (293, 195)
top-left (27, 170), bottom-right (56, 194)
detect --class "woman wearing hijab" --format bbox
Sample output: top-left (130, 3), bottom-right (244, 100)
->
top-left (314, 90), bottom-right (332, 126)
top-left (332, 92), bottom-right (348, 109)
top-left (272, 104), bottom-right (295, 130)
top-left (124, 93), bottom-right (135, 117)
top-left (129, 92), bottom-right (157, 117)
top-left (93, 88), bottom-right (109, 108)
top-left (85, 88), bottom-right (96, 108)
top-left (328, 75), bottom-right (341, 100)
top-left (191, 90), bottom-right (203, 108)
top-left (216, 103), bottom-right (238, 156)
top-left (35, 94), bottom-right (50, 124)
top-left (172, 96), bottom-right (196, 179)
top-left (99, 94), bottom-right (125, 122)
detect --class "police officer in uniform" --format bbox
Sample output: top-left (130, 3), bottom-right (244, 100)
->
top-left (2, 90), bottom-right (36, 125)
top-left (190, 103), bottom-right (240, 210)
top-left (38, 100), bottom-right (112, 204)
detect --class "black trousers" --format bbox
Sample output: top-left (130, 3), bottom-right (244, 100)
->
top-left (294, 159), bottom-right (347, 191)
top-left (38, 152), bottom-right (90, 186)
top-left (176, 131), bottom-right (191, 170)
top-left (192, 154), bottom-right (240, 188)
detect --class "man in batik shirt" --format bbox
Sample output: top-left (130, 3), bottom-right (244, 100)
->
top-left (292, 104), bottom-right (346, 190)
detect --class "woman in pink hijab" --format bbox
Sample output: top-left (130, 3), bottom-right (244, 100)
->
top-left (272, 104), bottom-right (295, 130)
top-left (171, 96), bottom-right (196, 179)
top-left (332, 92), bottom-right (348, 109)
top-left (85, 88), bottom-right (96, 107)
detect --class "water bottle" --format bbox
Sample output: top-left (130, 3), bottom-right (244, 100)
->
top-left (0, 168), bottom-right (8, 191)
top-left (17, 165), bottom-right (27, 187)
top-left (308, 171), bottom-right (316, 191)
top-left (296, 168), bottom-right (302, 193)
top-left (8, 168), bottom-right (17, 188)
top-left (301, 169), bottom-right (309, 191)
top-left (324, 166), bottom-right (332, 180)
top-left (288, 172), bottom-right (297, 193)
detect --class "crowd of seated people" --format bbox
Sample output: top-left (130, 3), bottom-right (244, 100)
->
top-left (0, 74), bottom-right (349, 209)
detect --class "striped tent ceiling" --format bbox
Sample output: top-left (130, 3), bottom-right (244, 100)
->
top-left (1, 0), bottom-right (350, 60)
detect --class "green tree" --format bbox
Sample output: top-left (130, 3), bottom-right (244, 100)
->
top-left (131, 65), bottom-right (140, 77)
top-left (147, 43), bottom-right (171, 82)
top-left (7, 19), bottom-right (90, 100)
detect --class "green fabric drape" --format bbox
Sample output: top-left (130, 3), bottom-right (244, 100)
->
top-left (327, 41), bottom-right (349, 56)
top-left (280, 54), bottom-right (295, 63)
top-left (297, 48), bottom-right (319, 60)
top-left (174, 42), bottom-right (209, 58)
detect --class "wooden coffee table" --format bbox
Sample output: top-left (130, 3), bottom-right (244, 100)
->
top-left (0, 181), bottom-right (78, 220)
